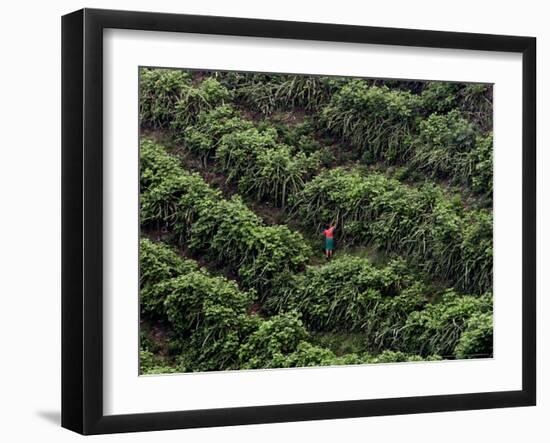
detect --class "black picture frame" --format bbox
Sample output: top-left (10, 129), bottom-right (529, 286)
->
top-left (61, 8), bottom-right (536, 435)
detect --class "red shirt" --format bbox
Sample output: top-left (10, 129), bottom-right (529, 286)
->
top-left (323, 226), bottom-right (336, 238)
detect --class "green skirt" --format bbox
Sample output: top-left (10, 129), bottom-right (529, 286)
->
top-left (325, 237), bottom-right (334, 251)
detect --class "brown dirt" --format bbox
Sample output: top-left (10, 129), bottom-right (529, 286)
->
top-left (141, 319), bottom-right (172, 357)
top-left (199, 168), bottom-right (239, 199)
top-left (269, 109), bottom-right (308, 126)
top-left (191, 70), bottom-right (209, 85)
top-left (239, 108), bottom-right (266, 123)
top-left (247, 201), bottom-right (286, 226)
top-left (140, 127), bottom-right (176, 147)
top-left (247, 301), bottom-right (263, 315)
top-left (141, 226), bottom-right (171, 243)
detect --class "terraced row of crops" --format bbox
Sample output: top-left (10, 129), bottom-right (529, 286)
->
top-left (141, 237), bottom-right (458, 373)
top-left (138, 68), bottom-right (494, 374)
top-left (211, 72), bottom-right (493, 200)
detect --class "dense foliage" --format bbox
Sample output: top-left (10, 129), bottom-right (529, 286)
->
top-left (139, 238), bottom-right (200, 317)
top-left (267, 257), bottom-right (427, 338)
top-left (411, 111), bottom-right (493, 195)
top-left (139, 68), bottom-right (233, 129)
top-left (421, 81), bottom-right (493, 131)
top-left (138, 68), bottom-right (494, 374)
top-left (318, 80), bottom-right (493, 198)
top-left (290, 168), bottom-right (492, 293)
top-left (175, 105), bottom-right (254, 163)
top-left (139, 239), bottom-right (487, 373)
top-left (140, 139), bottom-right (313, 294)
top-left (214, 72), bottom-right (345, 115)
top-left (321, 81), bottom-right (422, 163)
top-left (139, 69), bottom-right (193, 128)
top-left (216, 127), bottom-right (321, 206)
top-left (396, 291), bottom-right (493, 357)
top-left (267, 255), bottom-right (492, 357)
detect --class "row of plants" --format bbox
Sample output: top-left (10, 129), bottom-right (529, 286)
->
top-left (266, 255), bottom-right (493, 358)
top-left (209, 71), bottom-right (492, 138)
top-left (213, 71), bottom-right (347, 115)
top-left (406, 110), bottom-right (492, 197)
top-left (420, 81), bottom-right (493, 131)
top-left (140, 138), bottom-right (313, 294)
top-left (141, 137), bottom-right (490, 300)
top-left (206, 72), bottom-right (494, 198)
top-left (140, 69), bottom-right (493, 203)
top-left (172, 86), bottom-right (335, 166)
top-left (289, 168), bottom-right (492, 294)
top-left (140, 239), bottom-right (491, 374)
top-left (320, 80), bottom-right (422, 164)
top-left (175, 104), bottom-right (325, 207)
top-left (319, 80), bottom-right (493, 197)
top-left (138, 70), bottom-right (494, 371)
top-left (175, 102), bottom-right (487, 225)
top-left (140, 237), bottom-right (263, 372)
top-left (140, 82), bottom-right (492, 294)
top-left (140, 68), bottom-right (233, 129)
top-left (214, 71), bottom-right (492, 129)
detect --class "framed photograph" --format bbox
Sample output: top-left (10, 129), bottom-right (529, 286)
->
top-left (61, 8), bottom-right (536, 435)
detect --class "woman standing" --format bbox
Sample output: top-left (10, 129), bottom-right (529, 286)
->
top-left (323, 224), bottom-right (337, 259)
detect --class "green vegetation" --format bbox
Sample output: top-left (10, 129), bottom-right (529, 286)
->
top-left (140, 68), bottom-right (233, 129)
top-left (139, 239), bottom-right (477, 372)
top-left (411, 111), bottom-right (493, 195)
top-left (214, 72), bottom-right (345, 115)
top-left (290, 168), bottom-right (492, 293)
top-left (138, 68), bottom-right (494, 374)
top-left (140, 238), bottom-right (200, 317)
top-left (140, 139), bottom-right (313, 294)
top-left (319, 79), bottom-right (493, 199)
top-left (139, 69), bottom-right (193, 128)
top-left (321, 80), bottom-right (421, 163)
top-left (396, 290), bottom-right (492, 357)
